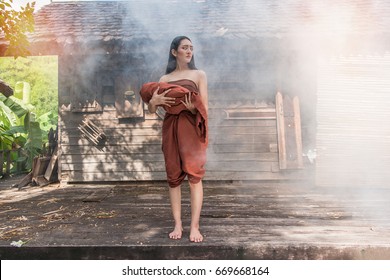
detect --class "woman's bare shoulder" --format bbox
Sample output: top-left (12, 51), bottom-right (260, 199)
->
top-left (196, 70), bottom-right (207, 82)
top-left (159, 74), bottom-right (170, 82)
top-left (196, 69), bottom-right (206, 78)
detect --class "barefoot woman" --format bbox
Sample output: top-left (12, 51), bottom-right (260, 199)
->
top-left (145, 36), bottom-right (208, 242)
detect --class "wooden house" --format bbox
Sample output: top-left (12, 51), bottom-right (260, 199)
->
top-left (1, 0), bottom-right (389, 187)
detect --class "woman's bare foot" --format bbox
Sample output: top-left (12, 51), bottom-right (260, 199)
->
top-left (169, 224), bottom-right (183, 240)
top-left (189, 227), bottom-right (203, 242)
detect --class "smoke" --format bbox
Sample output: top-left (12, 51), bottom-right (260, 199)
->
top-left (47, 1), bottom-right (390, 191)
top-left (115, 0), bottom-right (388, 177)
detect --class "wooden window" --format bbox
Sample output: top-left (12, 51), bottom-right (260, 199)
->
top-left (114, 73), bottom-right (144, 119)
top-left (70, 71), bottom-right (102, 113)
top-left (98, 71), bottom-right (115, 108)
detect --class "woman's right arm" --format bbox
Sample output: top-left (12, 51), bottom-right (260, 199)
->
top-left (147, 77), bottom-right (175, 113)
top-left (147, 86), bottom-right (159, 113)
top-left (148, 97), bottom-right (158, 113)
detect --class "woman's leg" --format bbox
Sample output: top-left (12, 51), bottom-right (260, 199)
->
top-left (189, 180), bottom-right (204, 242)
top-left (169, 185), bottom-right (183, 239)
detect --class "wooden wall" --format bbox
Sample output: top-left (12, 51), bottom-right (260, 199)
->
top-left (59, 104), bottom-right (305, 183)
top-left (316, 53), bottom-right (390, 187)
top-left (58, 52), bottom-right (306, 183)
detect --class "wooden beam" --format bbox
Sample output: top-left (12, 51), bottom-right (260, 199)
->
top-left (293, 96), bottom-right (303, 169)
top-left (276, 92), bottom-right (303, 169)
top-left (275, 92), bottom-right (287, 169)
top-left (44, 147), bottom-right (58, 182)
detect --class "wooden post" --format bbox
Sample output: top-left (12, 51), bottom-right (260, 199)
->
top-left (275, 92), bottom-right (303, 169)
top-left (44, 146), bottom-right (58, 182)
top-left (275, 92), bottom-right (287, 169)
top-left (293, 96), bottom-right (303, 169)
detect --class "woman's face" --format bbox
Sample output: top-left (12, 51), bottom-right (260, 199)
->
top-left (173, 39), bottom-right (193, 64)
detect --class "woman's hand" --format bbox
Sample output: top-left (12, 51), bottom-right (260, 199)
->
top-left (181, 93), bottom-right (197, 114)
top-left (150, 87), bottom-right (175, 107)
top-left (148, 87), bottom-right (175, 114)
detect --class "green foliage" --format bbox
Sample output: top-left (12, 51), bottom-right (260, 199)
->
top-left (0, 0), bottom-right (36, 57)
top-left (2, 95), bottom-right (29, 117)
top-left (24, 118), bottom-right (42, 169)
top-left (0, 94), bottom-right (16, 126)
top-left (15, 81), bottom-right (31, 103)
top-left (0, 56), bottom-right (58, 119)
top-left (0, 55), bottom-right (58, 174)
top-left (0, 93), bottom-right (39, 169)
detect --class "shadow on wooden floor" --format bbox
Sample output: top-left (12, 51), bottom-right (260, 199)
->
top-left (0, 180), bottom-right (390, 259)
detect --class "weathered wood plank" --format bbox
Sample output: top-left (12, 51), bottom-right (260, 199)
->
top-left (223, 108), bottom-right (276, 119)
top-left (213, 126), bottom-right (276, 135)
top-left (65, 169), bottom-right (303, 181)
top-left (276, 93), bottom-right (303, 170)
top-left (211, 143), bottom-right (277, 153)
top-left (3, 181), bottom-right (389, 260)
top-left (283, 95), bottom-right (303, 169)
top-left (59, 121), bottom-right (277, 136)
top-left (212, 133), bottom-right (277, 144)
top-left (59, 116), bottom-right (276, 128)
top-left (61, 152), bottom-right (279, 163)
top-left (62, 133), bottom-right (277, 145)
top-left (60, 143), bottom-right (163, 154)
top-left (59, 116), bottom-right (162, 128)
top-left (60, 142), bottom-right (278, 154)
top-left (61, 162), bottom-right (167, 172)
top-left (210, 119), bottom-right (277, 127)
top-left (64, 171), bottom-right (167, 181)
top-left (275, 92), bottom-right (287, 169)
top-left (44, 147), bottom-right (58, 182)
top-left (60, 125), bottom-right (277, 139)
top-left (61, 160), bottom-right (278, 173)
top-left (293, 96), bottom-right (303, 168)
top-left (61, 127), bottom-right (162, 138)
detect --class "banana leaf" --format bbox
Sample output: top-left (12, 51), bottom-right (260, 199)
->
top-left (1, 125), bottom-right (26, 136)
top-left (28, 121), bottom-right (42, 149)
top-left (0, 99), bottom-right (17, 127)
top-left (3, 96), bottom-right (29, 118)
top-left (15, 81), bottom-right (31, 104)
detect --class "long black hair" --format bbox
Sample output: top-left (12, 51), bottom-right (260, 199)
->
top-left (165, 35), bottom-right (197, 74)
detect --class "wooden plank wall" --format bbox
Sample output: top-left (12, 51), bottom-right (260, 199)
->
top-left (57, 52), bottom-right (306, 183)
top-left (59, 110), bottom-right (166, 182)
top-left (316, 54), bottom-right (390, 187)
top-left (59, 103), bottom-right (303, 182)
top-left (206, 104), bottom-right (281, 180)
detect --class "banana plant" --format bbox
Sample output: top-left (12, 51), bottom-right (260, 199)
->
top-left (0, 94), bottom-right (17, 151)
top-left (1, 81), bottom-right (43, 172)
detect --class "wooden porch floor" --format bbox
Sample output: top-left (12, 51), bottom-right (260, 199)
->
top-left (1, 178), bottom-right (390, 260)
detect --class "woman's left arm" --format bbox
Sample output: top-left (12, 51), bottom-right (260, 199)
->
top-left (198, 70), bottom-right (208, 112)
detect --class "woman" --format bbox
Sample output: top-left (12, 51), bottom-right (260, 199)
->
top-left (144, 36), bottom-right (208, 243)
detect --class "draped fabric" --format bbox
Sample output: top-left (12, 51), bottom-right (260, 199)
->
top-left (139, 79), bottom-right (208, 187)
